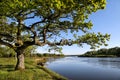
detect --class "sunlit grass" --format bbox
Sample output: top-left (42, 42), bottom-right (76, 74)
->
top-left (0, 57), bottom-right (67, 80)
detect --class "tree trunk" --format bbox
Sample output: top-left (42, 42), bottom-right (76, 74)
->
top-left (15, 50), bottom-right (25, 70)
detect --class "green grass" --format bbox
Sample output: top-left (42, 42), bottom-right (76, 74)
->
top-left (0, 57), bottom-right (67, 80)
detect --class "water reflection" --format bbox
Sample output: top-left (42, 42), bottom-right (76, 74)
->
top-left (79, 57), bottom-right (120, 69)
top-left (46, 57), bottom-right (120, 80)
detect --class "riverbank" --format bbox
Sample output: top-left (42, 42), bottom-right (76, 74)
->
top-left (0, 57), bottom-right (67, 80)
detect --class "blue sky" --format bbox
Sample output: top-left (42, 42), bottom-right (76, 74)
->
top-left (37, 0), bottom-right (120, 55)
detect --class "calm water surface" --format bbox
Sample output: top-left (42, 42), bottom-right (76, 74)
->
top-left (46, 57), bottom-right (120, 80)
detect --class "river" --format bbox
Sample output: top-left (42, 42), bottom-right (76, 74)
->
top-left (46, 57), bottom-right (120, 80)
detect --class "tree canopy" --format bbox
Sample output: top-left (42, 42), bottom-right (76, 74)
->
top-left (0, 0), bottom-right (110, 70)
top-left (0, 0), bottom-right (110, 49)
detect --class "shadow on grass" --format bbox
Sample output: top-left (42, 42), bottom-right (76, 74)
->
top-left (0, 64), bottom-right (15, 71)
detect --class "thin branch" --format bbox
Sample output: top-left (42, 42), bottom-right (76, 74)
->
top-left (30, 18), bottom-right (46, 29)
top-left (23, 9), bottom-right (36, 17)
top-left (30, 12), bottom-right (58, 29)
top-left (25, 16), bottom-right (36, 20)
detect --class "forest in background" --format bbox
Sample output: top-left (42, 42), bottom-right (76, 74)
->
top-left (79, 47), bottom-right (120, 57)
top-left (0, 45), bottom-right (64, 57)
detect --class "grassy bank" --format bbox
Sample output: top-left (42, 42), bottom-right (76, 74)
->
top-left (0, 57), bottom-right (67, 80)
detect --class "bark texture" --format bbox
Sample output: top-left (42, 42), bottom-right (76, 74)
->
top-left (15, 51), bottom-right (25, 70)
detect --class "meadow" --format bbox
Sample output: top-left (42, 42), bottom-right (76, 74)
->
top-left (0, 57), bottom-right (67, 80)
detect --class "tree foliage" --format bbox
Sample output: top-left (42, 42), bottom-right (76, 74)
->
top-left (0, 0), bottom-right (110, 70)
top-left (0, 0), bottom-right (110, 50)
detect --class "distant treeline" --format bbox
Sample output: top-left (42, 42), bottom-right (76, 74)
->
top-left (0, 45), bottom-right (64, 57)
top-left (33, 53), bottom-right (64, 57)
top-left (79, 47), bottom-right (120, 57)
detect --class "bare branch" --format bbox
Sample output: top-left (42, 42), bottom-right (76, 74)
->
top-left (30, 18), bottom-right (46, 29)
top-left (25, 16), bottom-right (36, 20)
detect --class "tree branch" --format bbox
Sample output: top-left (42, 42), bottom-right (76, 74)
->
top-left (23, 9), bottom-right (36, 17)
top-left (23, 40), bottom-right (45, 48)
top-left (30, 18), bottom-right (46, 29)
top-left (43, 24), bottom-right (50, 43)
top-left (0, 39), bottom-right (14, 48)
top-left (30, 11), bottom-right (60, 29)
top-left (25, 16), bottom-right (35, 20)
top-left (0, 33), bottom-right (14, 39)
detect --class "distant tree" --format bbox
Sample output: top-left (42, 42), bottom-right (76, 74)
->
top-left (0, 45), bottom-right (15, 57)
top-left (81, 47), bottom-right (120, 57)
top-left (0, 0), bottom-right (110, 70)
top-left (97, 48), bottom-right (108, 55)
top-left (24, 46), bottom-right (37, 57)
top-left (0, 45), bottom-right (37, 57)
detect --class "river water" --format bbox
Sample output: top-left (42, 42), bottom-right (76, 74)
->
top-left (46, 57), bottom-right (120, 80)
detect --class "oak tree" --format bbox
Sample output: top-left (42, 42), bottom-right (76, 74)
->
top-left (0, 0), bottom-right (110, 70)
